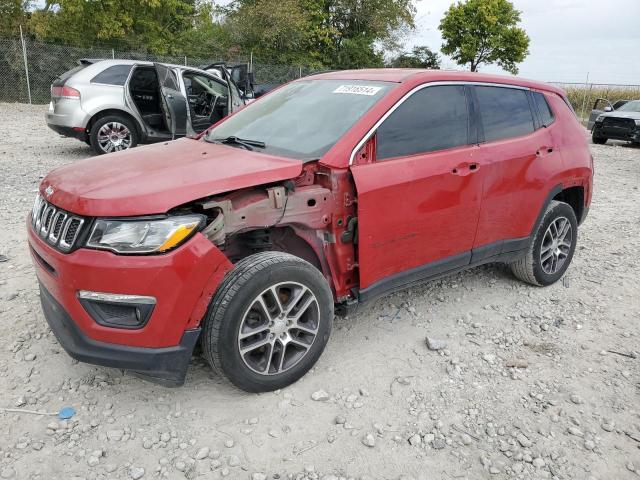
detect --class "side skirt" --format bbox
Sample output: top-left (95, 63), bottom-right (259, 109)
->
top-left (356, 237), bottom-right (530, 304)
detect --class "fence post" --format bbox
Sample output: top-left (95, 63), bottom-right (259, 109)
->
top-left (112, 49), bottom-right (115, 59)
top-left (299, 66), bottom-right (302, 78)
top-left (19, 25), bottom-right (32, 104)
top-left (185, 55), bottom-right (187, 66)
top-left (580, 72), bottom-right (590, 121)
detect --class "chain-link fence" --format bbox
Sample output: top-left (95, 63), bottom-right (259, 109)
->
top-left (0, 37), bottom-right (322, 104)
top-left (3, 36), bottom-right (640, 113)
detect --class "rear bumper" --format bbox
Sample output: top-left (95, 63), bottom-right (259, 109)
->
top-left (45, 99), bottom-right (90, 139)
top-left (46, 123), bottom-right (88, 141)
top-left (39, 283), bottom-right (200, 386)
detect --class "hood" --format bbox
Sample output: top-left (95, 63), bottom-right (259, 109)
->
top-left (41, 138), bottom-right (303, 217)
top-left (600, 111), bottom-right (640, 120)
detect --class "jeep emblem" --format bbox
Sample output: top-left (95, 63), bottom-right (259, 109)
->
top-left (44, 185), bottom-right (54, 198)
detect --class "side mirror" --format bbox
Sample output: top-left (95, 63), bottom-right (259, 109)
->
top-left (604, 106), bottom-right (613, 112)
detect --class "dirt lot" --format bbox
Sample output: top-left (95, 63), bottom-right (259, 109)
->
top-left (0, 103), bottom-right (638, 480)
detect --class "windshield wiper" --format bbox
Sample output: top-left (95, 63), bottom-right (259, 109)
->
top-left (207, 136), bottom-right (266, 151)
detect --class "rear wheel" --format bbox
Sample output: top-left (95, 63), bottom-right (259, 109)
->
top-left (510, 200), bottom-right (578, 286)
top-left (592, 131), bottom-right (607, 144)
top-left (201, 252), bottom-right (333, 392)
top-left (89, 114), bottom-right (139, 155)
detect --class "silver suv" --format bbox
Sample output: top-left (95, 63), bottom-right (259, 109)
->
top-left (46, 59), bottom-right (247, 154)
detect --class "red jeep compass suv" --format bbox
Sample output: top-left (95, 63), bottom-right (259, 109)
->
top-left (28, 69), bottom-right (592, 392)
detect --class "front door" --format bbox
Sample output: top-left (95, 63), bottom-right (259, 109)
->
top-left (154, 63), bottom-right (188, 138)
top-left (351, 84), bottom-right (484, 296)
top-left (587, 98), bottom-right (613, 130)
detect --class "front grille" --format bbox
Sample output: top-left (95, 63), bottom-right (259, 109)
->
top-left (31, 195), bottom-right (86, 252)
top-left (602, 117), bottom-right (635, 133)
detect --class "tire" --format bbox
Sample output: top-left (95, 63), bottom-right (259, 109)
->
top-left (592, 131), bottom-right (607, 145)
top-left (89, 114), bottom-right (139, 155)
top-left (201, 252), bottom-right (333, 393)
top-left (510, 200), bottom-right (578, 286)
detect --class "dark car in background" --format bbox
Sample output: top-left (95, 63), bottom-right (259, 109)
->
top-left (46, 59), bottom-right (249, 154)
top-left (591, 99), bottom-right (640, 145)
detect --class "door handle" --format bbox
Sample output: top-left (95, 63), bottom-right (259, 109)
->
top-left (536, 147), bottom-right (554, 156)
top-left (166, 94), bottom-right (174, 99)
top-left (451, 163), bottom-right (479, 176)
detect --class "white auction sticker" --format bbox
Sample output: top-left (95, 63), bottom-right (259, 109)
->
top-left (333, 85), bottom-right (382, 96)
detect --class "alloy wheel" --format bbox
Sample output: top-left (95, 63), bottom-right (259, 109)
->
top-left (540, 216), bottom-right (572, 275)
top-left (237, 282), bottom-right (320, 376)
top-left (97, 122), bottom-right (132, 153)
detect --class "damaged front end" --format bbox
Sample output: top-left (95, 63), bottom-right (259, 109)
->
top-left (179, 163), bottom-right (360, 304)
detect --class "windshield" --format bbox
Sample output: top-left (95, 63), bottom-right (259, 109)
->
top-left (618, 100), bottom-right (640, 113)
top-left (205, 79), bottom-right (393, 160)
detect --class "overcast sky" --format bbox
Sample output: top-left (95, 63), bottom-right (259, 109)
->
top-left (408, 0), bottom-right (640, 84)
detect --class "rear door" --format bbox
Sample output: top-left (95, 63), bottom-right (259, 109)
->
top-left (351, 84), bottom-right (484, 294)
top-left (472, 86), bottom-right (560, 256)
top-left (154, 63), bottom-right (188, 138)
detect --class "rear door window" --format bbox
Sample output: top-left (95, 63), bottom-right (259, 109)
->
top-left (91, 65), bottom-right (133, 86)
top-left (376, 85), bottom-right (470, 161)
top-left (532, 92), bottom-right (555, 127)
top-left (475, 86), bottom-right (535, 142)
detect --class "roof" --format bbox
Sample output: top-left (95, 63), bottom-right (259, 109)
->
top-left (79, 58), bottom-right (202, 72)
top-left (307, 68), bottom-right (565, 95)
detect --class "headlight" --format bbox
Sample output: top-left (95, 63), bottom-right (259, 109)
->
top-left (595, 115), bottom-right (605, 123)
top-left (635, 119), bottom-right (640, 126)
top-left (86, 215), bottom-right (204, 254)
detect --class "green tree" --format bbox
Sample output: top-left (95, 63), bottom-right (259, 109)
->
top-left (389, 46), bottom-right (440, 68)
top-left (439, 0), bottom-right (529, 74)
top-left (224, 0), bottom-right (416, 68)
top-left (0, 0), bottom-right (30, 37)
top-left (29, 0), bottom-right (205, 55)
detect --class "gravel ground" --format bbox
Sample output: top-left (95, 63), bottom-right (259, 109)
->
top-left (0, 103), bottom-right (639, 480)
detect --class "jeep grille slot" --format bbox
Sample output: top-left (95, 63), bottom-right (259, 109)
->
top-left (32, 195), bottom-right (85, 252)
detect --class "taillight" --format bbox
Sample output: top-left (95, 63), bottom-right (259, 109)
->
top-left (51, 86), bottom-right (80, 99)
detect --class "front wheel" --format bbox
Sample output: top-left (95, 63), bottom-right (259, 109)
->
top-left (510, 200), bottom-right (578, 286)
top-left (202, 252), bottom-right (333, 392)
top-left (592, 131), bottom-right (607, 145)
top-left (89, 114), bottom-right (139, 155)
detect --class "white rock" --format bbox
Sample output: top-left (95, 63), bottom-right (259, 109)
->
top-left (107, 429), bottom-right (124, 441)
top-left (311, 390), bottom-right (330, 401)
top-left (361, 433), bottom-right (375, 447)
top-left (532, 458), bottom-right (545, 468)
top-left (425, 337), bottom-right (447, 351)
top-left (195, 447), bottom-right (210, 460)
top-left (129, 467), bottom-right (145, 479)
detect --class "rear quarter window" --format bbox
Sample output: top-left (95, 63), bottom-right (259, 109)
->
top-left (532, 92), bottom-right (555, 127)
top-left (475, 86), bottom-right (535, 142)
top-left (91, 65), bottom-right (133, 86)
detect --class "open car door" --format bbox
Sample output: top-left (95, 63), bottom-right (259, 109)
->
top-left (154, 63), bottom-right (188, 138)
top-left (587, 98), bottom-right (613, 130)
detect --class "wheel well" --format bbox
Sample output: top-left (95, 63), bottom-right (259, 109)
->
top-left (553, 186), bottom-right (584, 222)
top-left (87, 109), bottom-right (142, 138)
top-left (223, 227), bottom-right (323, 273)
